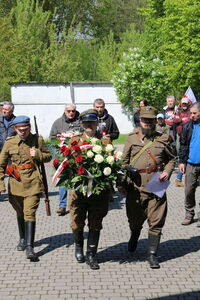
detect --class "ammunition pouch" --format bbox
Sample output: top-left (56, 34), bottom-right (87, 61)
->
top-left (5, 165), bottom-right (21, 181)
top-left (124, 166), bottom-right (141, 187)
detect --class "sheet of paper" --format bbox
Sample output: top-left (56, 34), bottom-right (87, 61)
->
top-left (145, 172), bottom-right (170, 198)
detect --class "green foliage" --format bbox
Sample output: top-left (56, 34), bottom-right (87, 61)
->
top-left (95, 32), bottom-right (118, 81)
top-left (143, 0), bottom-right (200, 99)
top-left (0, 0), bottom-right (199, 104)
top-left (89, 0), bottom-right (147, 41)
top-left (112, 48), bottom-right (170, 111)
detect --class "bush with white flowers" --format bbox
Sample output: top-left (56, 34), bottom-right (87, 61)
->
top-left (112, 48), bottom-right (170, 111)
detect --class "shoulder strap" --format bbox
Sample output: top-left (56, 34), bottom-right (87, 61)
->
top-left (131, 140), bottom-right (153, 166)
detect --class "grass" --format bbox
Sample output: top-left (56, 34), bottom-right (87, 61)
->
top-left (46, 134), bottom-right (128, 145)
top-left (113, 134), bottom-right (128, 145)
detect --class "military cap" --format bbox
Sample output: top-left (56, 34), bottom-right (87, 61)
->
top-left (79, 109), bottom-right (98, 122)
top-left (12, 115), bottom-right (30, 127)
top-left (140, 106), bottom-right (157, 119)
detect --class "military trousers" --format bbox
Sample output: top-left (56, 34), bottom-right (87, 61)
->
top-left (68, 190), bottom-right (110, 231)
top-left (9, 194), bottom-right (40, 221)
top-left (185, 163), bottom-right (200, 218)
top-left (126, 186), bottom-right (167, 235)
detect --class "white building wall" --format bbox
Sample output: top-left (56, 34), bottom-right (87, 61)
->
top-left (11, 82), bottom-right (133, 138)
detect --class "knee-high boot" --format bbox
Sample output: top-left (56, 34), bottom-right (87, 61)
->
top-left (25, 221), bottom-right (37, 259)
top-left (17, 217), bottom-right (25, 251)
top-left (147, 233), bottom-right (161, 269)
top-left (86, 230), bottom-right (100, 270)
top-left (128, 229), bottom-right (141, 252)
top-left (73, 230), bottom-right (85, 263)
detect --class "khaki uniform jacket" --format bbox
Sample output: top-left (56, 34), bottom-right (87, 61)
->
top-left (122, 128), bottom-right (175, 193)
top-left (0, 133), bottom-right (52, 197)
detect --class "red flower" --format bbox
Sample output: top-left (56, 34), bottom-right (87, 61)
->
top-left (75, 155), bottom-right (84, 163)
top-left (72, 145), bottom-right (81, 152)
top-left (53, 159), bottom-right (59, 167)
top-left (63, 160), bottom-right (69, 168)
top-left (60, 145), bottom-right (67, 153)
top-left (77, 166), bottom-right (85, 175)
top-left (63, 147), bottom-right (71, 156)
top-left (80, 141), bottom-right (90, 146)
top-left (70, 141), bottom-right (78, 146)
top-left (60, 145), bottom-right (71, 156)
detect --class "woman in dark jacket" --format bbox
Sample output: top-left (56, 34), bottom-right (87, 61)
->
top-left (133, 99), bottom-right (149, 128)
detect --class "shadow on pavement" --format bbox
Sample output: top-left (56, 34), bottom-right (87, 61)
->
top-left (35, 233), bottom-right (73, 257)
top-left (0, 194), bottom-right (9, 202)
top-left (98, 240), bottom-right (147, 264)
top-left (108, 191), bottom-right (125, 211)
top-left (147, 290), bottom-right (200, 300)
top-left (98, 235), bottom-right (200, 265)
top-left (159, 236), bottom-right (200, 263)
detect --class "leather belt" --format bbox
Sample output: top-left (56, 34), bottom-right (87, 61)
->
top-left (16, 163), bottom-right (35, 170)
top-left (139, 165), bottom-right (162, 174)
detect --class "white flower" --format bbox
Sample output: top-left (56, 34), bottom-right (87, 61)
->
top-left (94, 154), bottom-right (104, 163)
top-left (106, 156), bottom-right (114, 164)
top-left (61, 130), bottom-right (75, 138)
top-left (105, 144), bottom-right (114, 152)
top-left (90, 138), bottom-right (99, 144)
top-left (115, 151), bottom-right (123, 159)
top-left (103, 167), bottom-right (112, 176)
top-left (93, 145), bottom-right (102, 153)
top-left (87, 150), bottom-right (94, 158)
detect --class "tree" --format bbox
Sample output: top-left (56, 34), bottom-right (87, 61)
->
top-left (143, 0), bottom-right (200, 99)
top-left (112, 48), bottom-right (170, 111)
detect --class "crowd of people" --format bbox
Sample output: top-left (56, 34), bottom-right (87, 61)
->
top-left (0, 95), bottom-right (199, 270)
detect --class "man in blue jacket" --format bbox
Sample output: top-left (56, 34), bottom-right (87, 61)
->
top-left (179, 102), bottom-right (200, 227)
top-left (0, 102), bottom-right (16, 151)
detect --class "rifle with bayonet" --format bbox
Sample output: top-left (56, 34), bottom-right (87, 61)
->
top-left (34, 116), bottom-right (51, 216)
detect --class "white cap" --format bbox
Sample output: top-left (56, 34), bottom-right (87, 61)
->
top-left (157, 113), bottom-right (164, 119)
top-left (181, 97), bottom-right (189, 104)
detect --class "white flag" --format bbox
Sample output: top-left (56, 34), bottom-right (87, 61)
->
top-left (184, 86), bottom-right (197, 103)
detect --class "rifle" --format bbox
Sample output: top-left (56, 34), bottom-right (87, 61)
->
top-left (34, 116), bottom-right (51, 216)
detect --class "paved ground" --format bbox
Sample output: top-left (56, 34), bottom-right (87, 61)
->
top-left (0, 147), bottom-right (200, 300)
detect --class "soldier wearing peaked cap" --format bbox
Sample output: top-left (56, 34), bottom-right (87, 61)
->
top-left (118, 106), bottom-right (175, 269)
top-left (68, 108), bottom-right (111, 270)
top-left (0, 115), bottom-right (52, 259)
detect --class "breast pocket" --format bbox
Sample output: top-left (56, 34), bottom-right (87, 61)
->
top-left (9, 150), bottom-right (19, 163)
top-left (150, 146), bottom-right (165, 161)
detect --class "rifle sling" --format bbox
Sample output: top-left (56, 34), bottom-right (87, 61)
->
top-left (130, 140), bottom-right (153, 166)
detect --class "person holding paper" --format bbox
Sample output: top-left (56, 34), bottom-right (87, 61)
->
top-left (118, 106), bottom-right (175, 269)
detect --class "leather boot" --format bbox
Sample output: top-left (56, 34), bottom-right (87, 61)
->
top-left (128, 229), bottom-right (141, 252)
top-left (17, 217), bottom-right (26, 251)
top-left (25, 221), bottom-right (37, 259)
top-left (147, 233), bottom-right (161, 269)
top-left (86, 230), bottom-right (100, 270)
top-left (73, 230), bottom-right (85, 263)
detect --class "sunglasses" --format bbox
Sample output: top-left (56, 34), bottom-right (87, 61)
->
top-left (67, 110), bottom-right (75, 113)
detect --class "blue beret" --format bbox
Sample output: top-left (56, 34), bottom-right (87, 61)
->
top-left (79, 109), bottom-right (98, 122)
top-left (13, 115), bottom-right (30, 126)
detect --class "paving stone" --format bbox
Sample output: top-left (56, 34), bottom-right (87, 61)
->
top-left (0, 155), bottom-right (200, 299)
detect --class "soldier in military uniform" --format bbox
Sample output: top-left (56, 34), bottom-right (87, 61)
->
top-left (0, 116), bottom-right (52, 259)
top-left (68, 109), bottom-right (111, 270)
top-left (118, 106), bottom-right (175, 269)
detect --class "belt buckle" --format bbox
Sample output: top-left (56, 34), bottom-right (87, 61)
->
top-left (146, 166), bottom-right (151, 174)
